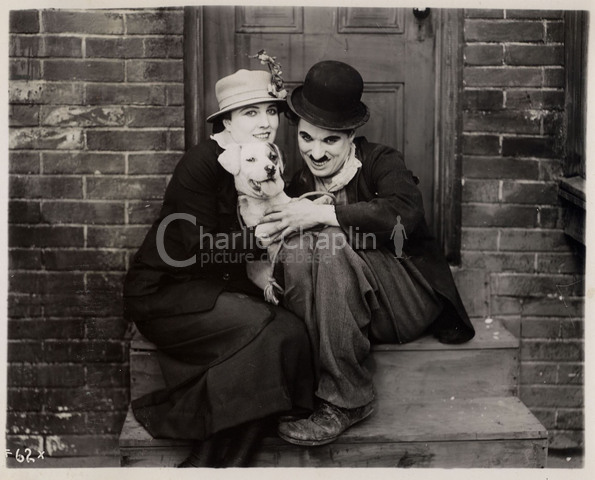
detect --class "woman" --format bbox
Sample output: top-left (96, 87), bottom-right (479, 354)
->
top-left (261, 61), bottom-right (475, 446)
top-left (123, 67), bottom-right (314, 467)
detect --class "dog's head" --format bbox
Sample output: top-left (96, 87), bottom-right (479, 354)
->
top-left (217, 142), bottom-right (285, 199)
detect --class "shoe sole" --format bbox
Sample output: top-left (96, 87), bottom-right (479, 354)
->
top-left (277, 407), bottom-right (374, 447)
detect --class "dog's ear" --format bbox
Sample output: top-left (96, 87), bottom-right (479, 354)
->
top-left (217, 144), bottom-right (242, 175)
top-left (268, 143), bottom-right (284, 175)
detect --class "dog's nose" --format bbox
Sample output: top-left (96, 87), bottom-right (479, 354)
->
top-left (265, 164), bottom-right (276, 176)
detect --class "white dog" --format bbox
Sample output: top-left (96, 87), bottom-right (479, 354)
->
top-left (217, 142), bottom-right (291, 304)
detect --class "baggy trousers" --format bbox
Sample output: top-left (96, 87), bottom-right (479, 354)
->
top-left (278, 227), bottom-right (442, 409)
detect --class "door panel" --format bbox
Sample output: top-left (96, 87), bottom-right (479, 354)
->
top-left (201, 6), bottom-right (437, 228)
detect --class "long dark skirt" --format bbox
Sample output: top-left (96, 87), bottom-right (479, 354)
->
top-left (129, 291), bottom-right (315, 440)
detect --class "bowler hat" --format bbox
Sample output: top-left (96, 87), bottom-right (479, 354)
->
top-left (288, 61), bottom-right (370, 130)
top-left (207, 69), bottom-right (286, 122)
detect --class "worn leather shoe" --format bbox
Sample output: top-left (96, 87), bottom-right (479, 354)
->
top-left (278, 401), bottom-right (373, 446)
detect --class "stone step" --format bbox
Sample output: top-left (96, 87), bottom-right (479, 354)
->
top-left (129, 317), bottom-right (520, 401)
top-left (119, 396), bottom-right (548, 467)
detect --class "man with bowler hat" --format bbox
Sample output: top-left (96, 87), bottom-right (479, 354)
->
top-left (261, 60), bottom-right (475, 446)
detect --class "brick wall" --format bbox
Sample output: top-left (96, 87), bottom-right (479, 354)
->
top-left (7, 7), bottom-right (584, 459)
top-left (460, 9), bottom-right (584, 449)
top-left (8, 8), bottom-right (185, 457)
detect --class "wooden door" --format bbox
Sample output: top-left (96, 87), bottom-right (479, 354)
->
top-left (185, 6), bottom-right (463, 256)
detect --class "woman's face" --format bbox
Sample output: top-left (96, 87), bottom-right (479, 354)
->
top-left (297, 119), bottom-right (355, 178)
top-left (223, 102), bottom-right (280, 144)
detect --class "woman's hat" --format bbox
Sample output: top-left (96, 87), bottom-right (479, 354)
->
top-left (288, 61), bottom-right (370, 131)
top-left (207, 69), bottom-right (287, 122)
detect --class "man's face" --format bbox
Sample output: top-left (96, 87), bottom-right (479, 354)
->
top-left (297, 119), bottom-right (354, 178)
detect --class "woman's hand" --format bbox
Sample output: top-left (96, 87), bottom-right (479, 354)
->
top-left (260, 198), bottom-right (339, 241)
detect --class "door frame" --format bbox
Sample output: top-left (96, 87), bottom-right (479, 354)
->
top-left (183, 6), bottom-right (463, 263)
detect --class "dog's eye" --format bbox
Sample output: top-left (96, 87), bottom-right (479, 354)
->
top-left (245, 157), bottom-right (256, 163)
top-left (268, 153), bottom-right (278, 163)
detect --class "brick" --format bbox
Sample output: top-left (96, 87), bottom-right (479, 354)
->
top-left (463, 89), bottom-right (504, 110)
top-left (9, 249), bottom-right (43, 269)
top-left (538, 207), bottom-right (562, 229)
top-left (168, 130), bottom-right (185, 151)
top-left (44, 60), bottom-right (124, 82)
top-left (40, 106), bottom-right (125, 127)
top-left (505, 45), bottom-right (564, 66)
top-left (537, 253), bottom-right (585, 274)
top-left (86, 273), bottom-right (126, 294)
top-left (521, 385), bottom-right (583, 408)
top-left (495, 273), bottom-right (582, 296)
top-left (8, 293), bottom-right (44, 317)
top-left (491, 296), bottom-right (523, 315)
top-left (86, 364), bottom-right (129, 388)
top-left (43, 387), bottom-right (128, 411)
top-left (10, 81), bottom-right (84, 105)
top-left (44, 36), bottom-right (84, 57)
top-left (40, 201), bottom-right (125, 225)
top-left (559, 319), bottom-right (584, 339)
top-left (86, 129), bottom-right (168, 151)
top-left (539, 159), bottom-right (563, 181)
top-left (85, 411), bottom-right (128, 434)
top-left (501, 181), bottom-right (558, 204)
top-left (502, 136), bottom-right (558, 158)
top-left (8, 341), bottom-right (44, 362)
top-left (499, 229), bottom-right (571, 252)
top-left (556, 409), bottom-right (584, 430)
top-left (65, 340), bottom-right (126, 363)
top-left (10, 35), bottom-right (41, 57)
top-left (8, 319), bottom-right (85, 340)
top-left (9, 272), bottom-right (85, 295)
top-left (125, 106), bottom-right (184, 127)
top-left (43, 10), bottom-right (124, 34)
top-left (10, 128), bottom-right (84, 150)
top-left (460, 227), bottom-right (498, 250)
top-left (464, 44), bottom-right (503, 65)
top-left (144, 36), bottom-right (184, 58)
top-left (43, 250), bottom-right (127, 271)
top-left (7, 388), bottom-right (44, 411)
top-left (5, 435), bottom-right (44, 454)
top-left (41, 292), bottom-right (123, 317)
top-left (506, 10), bottom-right (563, 20)
top-left (10, 10), bottom-right (40, 33)
top-left (451, 269), bottom-right (488, 316)
top-left (549, 430), bottom-right (584, 449)
top-left (9, 151), bottom-right (40, 174)
top-left (87, 226), bottom-right (149, 248)
top-left (85, 37), bottom-right (144, 58)
top-left (463, 110), bottom-right (540, 134)
top-left (9, 200), bottom-right (42, 223)
top-left (464, 9), bottom-right (504, 19)
top-left (464, 67), bottom-right (542, 87)
top-left (546, 21), bottom-right (564, 43)
top-left (542, 111), bottom-right (564, 136)
top-left (46, 434), bottom-right (119, 457)
top-left (557, 364), bottom-right (583, 385)
top-left (127, 201), bottom-right (161, 224)
top-left (86, 177), bottom-right (166, 200)
top-left (521, 318), bottom-right (561, 338)
top-left (85, 84), bottom-right (166, 105)
top-left (7, 412), bottom-right (87, 435)
top-left (10, 58), bottom-right (42, 80)
top-left (10, 175), bottom-right (82, 199)
top-left (463, 204), bottom-right (537, 228)
top-left (128, 153), bottom-right (180, 174)
top-left (463, 156), bottom-right (539, 179)
top-left (461, 252), bottom-right (535, 272)
top-left (520, 362), bottom-right (558, 384)
top-left (42, 152), bottom-right (125, 174)
top-left (462, 135), bottom-right (500, 155)
top-left (462, 179), bottom-right (499, 202)
top-left (126, 10), bottom-right (184, 34)
top-left (126, 60), bottom-right (183, 82)
top-left (166, 84), bottom-right (185, 105)
top-left (522, 296), bottom-right (584, 317)
top-left (10, 105), bottom-right (39, 127)
top-left (85, 317), bottom-right (130, 339)
top-left (465, 21), bottom-right (544, 42)
top-left (506, 89), bottom-right (564, 110)
top-left (9, 226), bottom-right (85, 248)
top-left (9, 365), bottom-right (85, 388)
top-left (544, 67), bottom-right (565, 87)
top-left (521, 340), bottom-right (583, 362)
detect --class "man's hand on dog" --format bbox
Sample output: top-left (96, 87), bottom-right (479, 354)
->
top-left (261, 198), bottom-right (339, 241)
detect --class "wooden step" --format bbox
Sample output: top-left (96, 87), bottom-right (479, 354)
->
top-left (129, 317), bottom-right (520, 400)
top-left (120, 396), bottom-right (548, 467)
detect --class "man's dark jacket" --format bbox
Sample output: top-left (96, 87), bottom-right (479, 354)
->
top-left (287, 137), bottom-right (475, 343)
